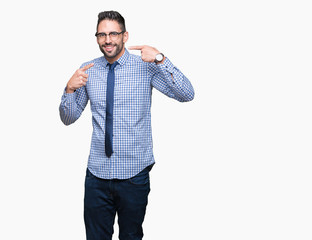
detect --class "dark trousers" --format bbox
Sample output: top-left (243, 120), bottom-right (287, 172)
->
top-left (84, 167), bottom-right (151, 240)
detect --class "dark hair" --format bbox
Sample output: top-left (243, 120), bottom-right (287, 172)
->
top-left (96, 11), bottom-right (126, 32)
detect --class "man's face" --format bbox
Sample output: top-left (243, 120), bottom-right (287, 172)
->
top-left (96, 20), bottom-right (128, 63)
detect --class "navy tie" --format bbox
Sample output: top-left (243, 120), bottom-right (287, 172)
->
top-left (105, 62), bottom-right (118, 157)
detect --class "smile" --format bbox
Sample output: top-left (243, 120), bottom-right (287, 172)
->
top-left (103, 45), bottom-right (115, 52)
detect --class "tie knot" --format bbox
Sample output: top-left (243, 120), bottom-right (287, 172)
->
top-left (108, 62), bottom-right (118, 70)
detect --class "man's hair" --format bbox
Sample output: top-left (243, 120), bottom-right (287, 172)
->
top-left (96, 11), bottom-right (126, 32)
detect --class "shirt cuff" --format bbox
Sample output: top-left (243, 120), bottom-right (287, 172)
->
top-left (62, 88), bottom-right (76, 102)
top-left (156, 57), bottom-right (175, 74)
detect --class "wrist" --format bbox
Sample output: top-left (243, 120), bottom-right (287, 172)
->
top-left (155, 53), bottom-right (165, 64)
top-left (66, 84), bottom-right (75, 93)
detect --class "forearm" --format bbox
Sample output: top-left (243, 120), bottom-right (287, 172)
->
top-left (59, 89), bottom-right (86, 125)
top-left (154, 58), bottom-right (195, 102)
top-left (60, 62), bottom-right (92, 125)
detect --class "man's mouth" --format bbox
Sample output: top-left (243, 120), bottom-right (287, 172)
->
top-left (103, 44), bottom-right (115, 52)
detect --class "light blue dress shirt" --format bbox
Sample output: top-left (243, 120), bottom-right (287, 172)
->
top-left (59, 49), bottom-right (194, 179)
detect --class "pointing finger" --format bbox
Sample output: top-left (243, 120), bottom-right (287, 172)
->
top-left (81, 63), bottom-right (94, 72)
top-left (128, 46), bottom-right (144, 50)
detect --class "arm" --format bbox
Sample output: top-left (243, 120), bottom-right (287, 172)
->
top-left (151, 58), bottom-right (195, 102)
top-left (59, 63), bottom-right (94, 125)
top-left (128, 45), bottom-right (194, 102)
top-left (59, 87), bottom-right (88, 125)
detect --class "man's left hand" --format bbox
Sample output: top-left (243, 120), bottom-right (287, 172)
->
top-left (128, 45), bottom-right (163, 63)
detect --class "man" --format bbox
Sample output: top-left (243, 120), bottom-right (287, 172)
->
top-left (59, 11), bottom-right (194, 240)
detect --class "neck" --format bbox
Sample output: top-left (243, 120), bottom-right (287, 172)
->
top-left (106, 48), bottom-right (125, 64)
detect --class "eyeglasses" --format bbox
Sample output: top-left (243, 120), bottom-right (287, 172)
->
top-left (95, 31), bottom-right (125, 40)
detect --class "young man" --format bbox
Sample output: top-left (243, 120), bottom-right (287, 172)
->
top-left (59, 11), bottom-right (194, 240)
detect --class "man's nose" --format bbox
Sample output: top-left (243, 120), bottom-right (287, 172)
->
top-left (105, 35), bottom-right (112, 43)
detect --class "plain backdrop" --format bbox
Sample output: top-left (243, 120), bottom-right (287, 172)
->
top-left (0, 0), bottom-right (312, 239)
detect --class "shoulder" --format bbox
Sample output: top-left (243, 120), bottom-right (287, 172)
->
top-left (79, 57), bottom-right (106, 75)
top-left (127, 53), bottom-right (144, 64)
top-left (81, 56), bottom-right (104, 67)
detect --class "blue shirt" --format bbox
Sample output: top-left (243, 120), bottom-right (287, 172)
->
top-left (59, 49), bottom-right (194, 179)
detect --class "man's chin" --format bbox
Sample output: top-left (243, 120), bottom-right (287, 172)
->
top-left (105, 54), bottom-right (119, 61)
top-left (100, 48), bottom-right (116, 59)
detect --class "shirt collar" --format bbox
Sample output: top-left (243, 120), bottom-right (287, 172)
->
top-left (116, 49), bottom-right (129, 66)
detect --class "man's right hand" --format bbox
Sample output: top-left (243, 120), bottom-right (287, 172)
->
top-left (66, 63), bottom-right (94, 93)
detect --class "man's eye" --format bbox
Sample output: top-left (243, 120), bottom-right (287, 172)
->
top-left (110, 32), bottom-right (118, 36)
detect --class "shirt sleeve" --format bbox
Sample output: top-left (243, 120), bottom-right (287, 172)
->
top-left (150, 58), bottom-right (195, 102)
top-left (59, 86), bottom-right (89, 125)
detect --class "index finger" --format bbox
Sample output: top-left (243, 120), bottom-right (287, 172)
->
top-left (81, 63), bottom-right (94, 71)
top-left (128, 46), bottom-right (144, 50)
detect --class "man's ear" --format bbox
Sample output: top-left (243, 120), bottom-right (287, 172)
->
top-left (123, 31), bottom-right (129, 43)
